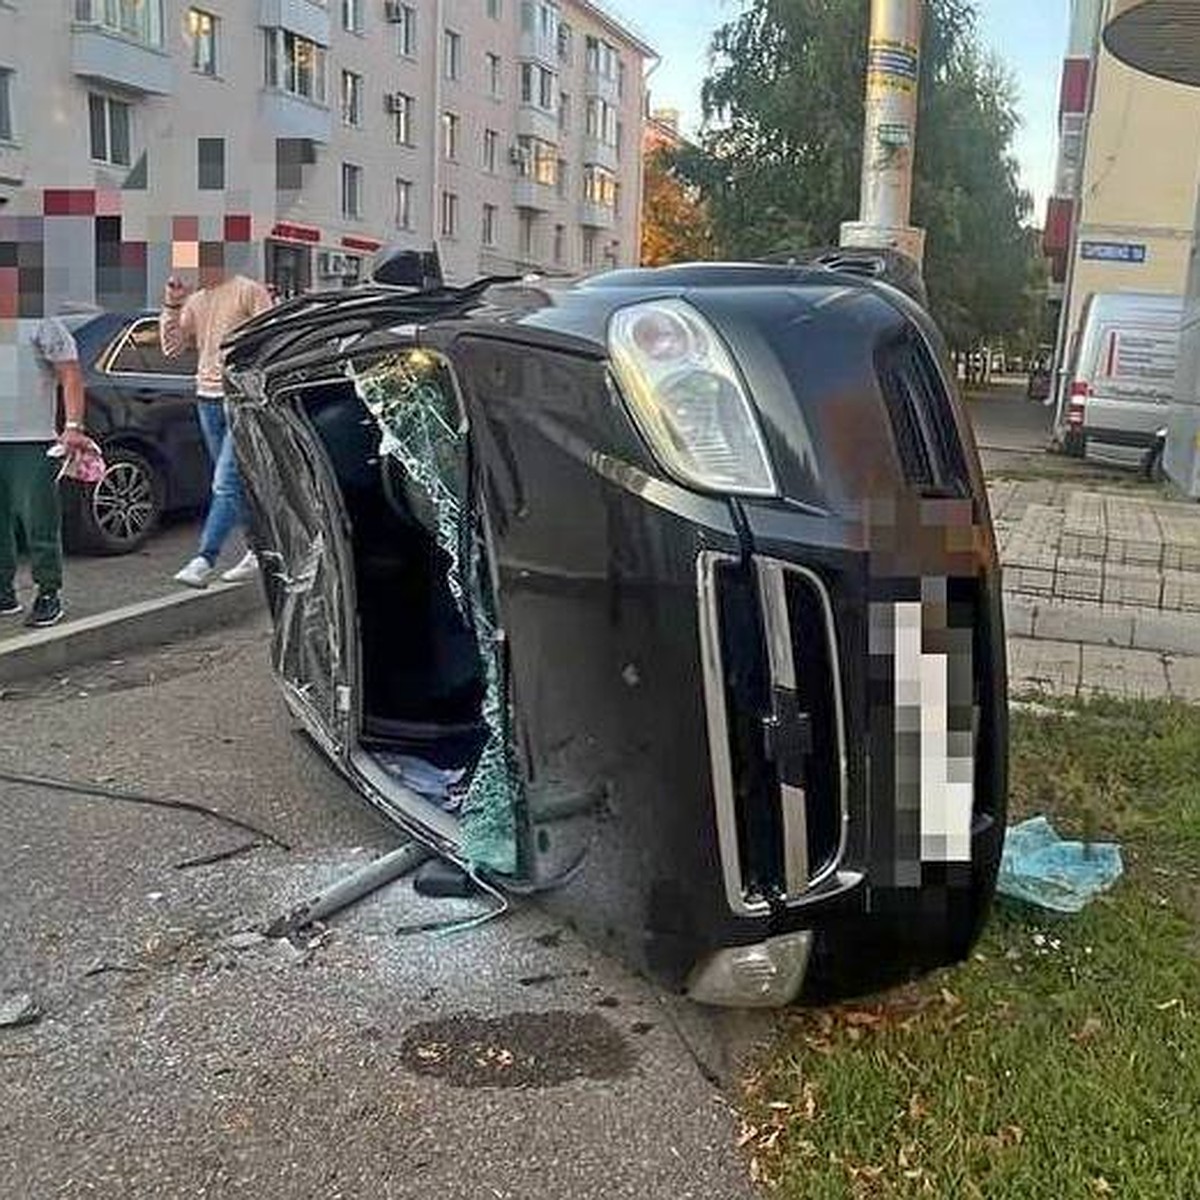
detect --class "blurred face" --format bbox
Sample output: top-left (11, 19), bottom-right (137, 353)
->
top-left (198, 242), bottom-right (227, 289)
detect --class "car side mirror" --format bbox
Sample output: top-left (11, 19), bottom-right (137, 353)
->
top-left (371, 246), bottom-right (444, 291)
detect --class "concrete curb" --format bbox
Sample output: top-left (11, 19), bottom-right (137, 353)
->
top-left (1004, 592), bottom-right (1200, 656)
top-left (0, 583), bottom-right (264, 686)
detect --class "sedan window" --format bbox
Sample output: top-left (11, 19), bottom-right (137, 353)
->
top-left (106, 319), bottom-right (198, 377)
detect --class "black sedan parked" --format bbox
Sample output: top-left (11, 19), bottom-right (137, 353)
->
top-left (223, 259), bottom-right (1007, 1008)
top-left (59, 311), bottom-right (209, 554)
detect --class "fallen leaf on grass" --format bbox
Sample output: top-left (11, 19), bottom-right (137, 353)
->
top-left (1071, 1016), bottom-right (1104, 1044)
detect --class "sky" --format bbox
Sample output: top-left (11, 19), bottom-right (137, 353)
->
top-left (610, 0), bottom-right (1071, 221)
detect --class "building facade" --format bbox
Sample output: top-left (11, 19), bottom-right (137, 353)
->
top-left (1042, 0), bottom-right (1200, 421)
top-left (0, 0), bottom-right (653, 310)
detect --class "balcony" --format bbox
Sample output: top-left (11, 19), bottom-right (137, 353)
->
top-left (259, 0), bottom-right (330, 45)
top-left (514, 179), bottom-right (557, 212)
top-left (579, 200), bottom-right (615, 230)
top-left (584, 69), bottom-right (619, 104)
top-left (260, 90), bottom-right (332, 144)
top-left (516, 105), bottom-right (558, 145)
top-left (71, 26), bottom-right (174, 96)
top-left (519, 28), bottom-right (558, 68)
top-left (582, 136), bottom-right (618, 173)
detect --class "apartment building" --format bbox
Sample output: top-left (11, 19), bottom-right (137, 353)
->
top-left (0, 0), bottom-right (653, 310)
top-left (1042, 0), bottom-right (1200, 419)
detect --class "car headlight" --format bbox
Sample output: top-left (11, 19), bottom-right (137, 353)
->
top-left (608, 299), bottom-right (778, 496)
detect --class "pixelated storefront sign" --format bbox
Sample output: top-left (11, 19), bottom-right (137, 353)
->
top-left (867, 39), bottom-right (920, 93)
top-left (1080, 241), bottom-right (1147, 264)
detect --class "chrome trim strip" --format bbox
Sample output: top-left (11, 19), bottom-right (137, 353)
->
top-left (779, 781), bottom-right (811, 896)
top-left (754, 556), bottom-right (851, 900)
top-left (696, 550), bottom-right (770, 918)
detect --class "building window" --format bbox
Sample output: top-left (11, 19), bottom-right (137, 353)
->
top-left (518, 210), bottom-right (534, 260)
top-left (341, 70), bottom-right (363, 127)
top-left (558, 22), bottom-right (572, 63)
top-left (583, 164), bottom-right (616, 207)
top-left (444, 29), bottom-right (462, 81)
top-left (187, 9), bottom-right (218, 76)
top-left (396, 4), bottom-right (417, 56)
top-left (516, 136), bottom-right (557, 187)
top-left (520, 63), bottom-right (554, 112)
top-left (558, 91), bottom-right (570, 132)
top-left (487, 0), bottom-right (501, 17)
top-left (482, 203), bottom-right (498, 248)
top-left (395, 178), bottom-right (412, 229)
top-left (483, 127), bottom-right (499, 172)
top-left (442, 110), bottom-right (460, 160)
top-left (342, 162), bottom-right (363, 219)
top-left (342, 0), bottom-right (363, 34)
top-left (586, 98), bottom-right (618, 145)
top-left (556, 159), bottom-right (567, 197)
top-left (0, 69), bottom-right (12, 143)
top-left (88, 93), bottom-right (131, 166)
top-left (393, 92), bottom-right (416, 146)
top-left (553, 224), bottom-right (565, 265)
top-left (616, 120), bottom-right (623, 160)
top-left (486, 52), bottom-right (502, 98)
top-left (197, 136), bottom-right (224, 190)
top-left (582, 228), bottom-right (596, 268)
top-left (585, 36), bottom-right (616, 80)
top-left (617, 58), bottom-right (626, 98)
top-left (264, 28), bottom-right (327, 105)
top-left (75, 0), bottom-right (163, 48)
top-left (440, 191), bottom-right (459, 238)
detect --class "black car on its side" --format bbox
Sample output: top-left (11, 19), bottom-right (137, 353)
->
top-left (223, 260), bottom-right (1008, 1008)
top-left (59, 311), bottom-right (209, 554)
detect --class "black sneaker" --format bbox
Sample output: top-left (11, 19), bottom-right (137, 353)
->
top-left (0, 592), bottom-right (21, 617)
top-left (26, 591), bottom-right (63, 628)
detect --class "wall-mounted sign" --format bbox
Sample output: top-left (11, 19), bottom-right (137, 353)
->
top-left (1080, 241), bottom-right (1147, 264)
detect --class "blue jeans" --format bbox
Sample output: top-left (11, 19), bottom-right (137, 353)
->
top-left (196, 399), bottom-right (246, 565)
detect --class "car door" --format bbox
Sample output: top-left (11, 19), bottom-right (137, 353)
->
top-left (94, 316), bottom-right (208, 507)
top-left (228, 387), bottom-right (359, 759)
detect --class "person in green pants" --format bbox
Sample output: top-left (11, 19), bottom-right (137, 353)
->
top-left (0, 314), bottom-right (89, 628)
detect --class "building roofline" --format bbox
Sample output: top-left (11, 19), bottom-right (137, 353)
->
top-left (572, 0), bottom-right (658, 61)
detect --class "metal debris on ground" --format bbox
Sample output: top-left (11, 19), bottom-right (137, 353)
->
top-left (0, 992), bottom-right (42, 1029)
top-left (997, 815), bottom-right (1124, 913)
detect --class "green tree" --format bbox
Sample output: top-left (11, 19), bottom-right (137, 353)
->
top-left (679, 0), bottom-right (1031, 349)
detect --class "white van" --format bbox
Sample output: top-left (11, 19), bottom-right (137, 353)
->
top-left (1062, 292), bottom-right (1182, 468)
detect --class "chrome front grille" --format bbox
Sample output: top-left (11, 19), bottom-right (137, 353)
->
top-left (698, 552), bottom-right (851, 916)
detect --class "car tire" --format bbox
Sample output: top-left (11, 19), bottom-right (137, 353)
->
top-left (62, 445), bottom-right (165, 556)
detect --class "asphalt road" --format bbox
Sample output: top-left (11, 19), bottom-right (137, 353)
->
top-left (0, 620), bottom-right (765, 1200)
top-left (962, 377), bottom-right (1055, 454)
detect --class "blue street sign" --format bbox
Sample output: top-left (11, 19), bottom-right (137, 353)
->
top-left (1080, 241), bottom-right (1147, 264)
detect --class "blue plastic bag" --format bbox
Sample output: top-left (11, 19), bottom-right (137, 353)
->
top-left (997, 816), bottom-right (1124, 914)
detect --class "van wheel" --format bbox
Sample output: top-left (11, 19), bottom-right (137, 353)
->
top-left (62, 447), bottom-right (165, 556)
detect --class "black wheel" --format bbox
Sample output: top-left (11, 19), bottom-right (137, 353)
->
top-left (62, 446), bottom-right (165, 556)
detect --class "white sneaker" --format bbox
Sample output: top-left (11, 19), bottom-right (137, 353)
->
top-left (221, 550), bottom-right (260, 584)
top-left (174, 555), bottom-right (215, 589)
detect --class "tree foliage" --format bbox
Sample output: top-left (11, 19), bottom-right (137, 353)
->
top-left (641, 148), bottom-right (718, 266)
top-left (678, 0), bottom-right (1034, 348)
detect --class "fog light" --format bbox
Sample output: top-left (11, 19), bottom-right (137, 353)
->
top-left (686, 931), bottom-right (812, 1008)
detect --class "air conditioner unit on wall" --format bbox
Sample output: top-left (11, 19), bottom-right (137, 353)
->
top-left (318, 251), bottom-right (351, 277)
top-left (384, 92), bottom-right (406, 114)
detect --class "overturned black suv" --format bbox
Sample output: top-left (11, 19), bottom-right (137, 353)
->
top-left (223, 257), bottom-right (1007, 1008)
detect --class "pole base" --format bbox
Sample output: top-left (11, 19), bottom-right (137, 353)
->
top-left (840, 221), bottom-right (926, 267)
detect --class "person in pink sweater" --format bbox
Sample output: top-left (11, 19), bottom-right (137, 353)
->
top-left (160, 248), bottom-right (272, 587)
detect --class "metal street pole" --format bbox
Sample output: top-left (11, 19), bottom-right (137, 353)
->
top-left (840, 0), bottom-right (926, 270)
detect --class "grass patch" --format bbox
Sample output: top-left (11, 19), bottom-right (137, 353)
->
top-left (742, 695), bottom-right (1200, 1196)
